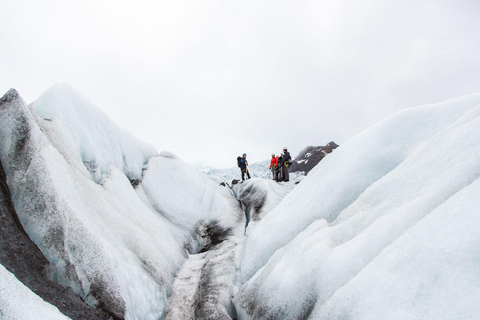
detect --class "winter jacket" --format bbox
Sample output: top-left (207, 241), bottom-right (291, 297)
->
top-left (240, 158), bottom-right (248, 169)
top-left (282, 151), bottom-right (291, 165)
top-left (278, 156), bottom-right (283, 167)
top-left (270, 157), bottom-right (278, 168)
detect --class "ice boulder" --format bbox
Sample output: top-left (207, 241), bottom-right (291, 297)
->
top-left (235, 93), bottom-right (480, 319)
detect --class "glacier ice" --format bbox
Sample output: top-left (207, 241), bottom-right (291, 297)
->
top-left (142, 151), bottom-right (245, 243)
top-left (2, 83), bottom-right (480, 320)
top-left (234, 93), bottom-right (480, 319)
top-left (232, 178), bottom-right (297, 234)
top-left (0, 86), bottom-right (245, 319)
top-left (0, 263), bottom-right (70, 320)
top-left (31, 83), bottom-right (157, 183)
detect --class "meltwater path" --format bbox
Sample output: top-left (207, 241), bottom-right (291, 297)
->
top-left (165, 178), bottom-right (297, 320)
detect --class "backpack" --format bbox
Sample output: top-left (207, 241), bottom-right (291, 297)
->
top-left (237, 156), bottom-right (242, 168)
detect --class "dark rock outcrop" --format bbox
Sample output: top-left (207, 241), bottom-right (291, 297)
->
top-left (289, 141), bottom-right (339, 174)
top-left (0, 159), bottom-right (112, 320)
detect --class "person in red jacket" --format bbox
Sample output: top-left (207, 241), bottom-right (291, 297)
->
top-left (269, 154), bottom-right (278, 180)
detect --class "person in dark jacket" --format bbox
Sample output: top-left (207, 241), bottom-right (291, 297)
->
top-left (281, 148), bottom-right (291, 182)
top-left (240, 153), bottom-right (251, 180)
top-left (277, 154), bottom-right (283, 182)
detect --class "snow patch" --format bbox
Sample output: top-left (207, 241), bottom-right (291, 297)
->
top-left (0, 263), bottom-right (70, 320)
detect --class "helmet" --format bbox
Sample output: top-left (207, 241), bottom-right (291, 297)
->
top-left (272, 153), bottom-right (275, 157)
top-left (283, 147), bottom-right (288, 151)
top-left (243, 153), bottom-right (247, 156)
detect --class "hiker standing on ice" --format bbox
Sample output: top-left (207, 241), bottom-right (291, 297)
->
top-left (281, 148), bottom-right (291, 182)
top-left (277, 154), bottom-right (283, 181)
top-left (239, 153), bottom-right (251, 180)
top-left (270, 154), bottom-right (278, 180)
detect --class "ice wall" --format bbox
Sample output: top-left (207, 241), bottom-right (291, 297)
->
top-left (232, 178), bottom-right (297, 234)
top-left (235, 93), bottom-right (480, 319)
top-left (0, 86), bottom-right (245, 319)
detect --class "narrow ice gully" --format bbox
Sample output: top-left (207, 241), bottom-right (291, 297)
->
top-left (1, 83), bottom-right (480, 319)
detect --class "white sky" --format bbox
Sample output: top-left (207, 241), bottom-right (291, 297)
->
top-left (1, 0), bottom-right (480, 168)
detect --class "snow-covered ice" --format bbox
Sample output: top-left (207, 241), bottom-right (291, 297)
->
top-left (198, 159), bottom-right (272, 183)
top-left (2, 83), bottom-right (480, 320)
top-left (234, 93), bottom-right (480, 319)
top-left (0, 86), bottom-right (245, 319)
top-left (142, 151), bottom-right (245, 243)
top-left (232, 178), bottom-right (298, 234)
top-left (0, 263), bottom-right (70, 320)
top-left (31, 83), bottom-right (157, 183)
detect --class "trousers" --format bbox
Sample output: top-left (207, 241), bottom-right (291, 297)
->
top-left (241, 168), bottom-right (251, 180)
top-left (281, 165), bottom-right (289, 181)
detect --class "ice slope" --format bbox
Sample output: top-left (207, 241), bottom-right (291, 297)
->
top-left (232, 178), bottom-right (298, 235)
top-left (0, 263), bottom-right (70, 320)
top-left (0, 87), bottom-right (245, 319)
top-left (31, 83), bottom-right (157, 183)
top-left (142, 151), bottom-right (245, 243)
top-left (0, 88), bottom-right (184, 318)
top-left (0, 157), bottom-right (111, 320)
top-left (235, 93), bottom-right (480, 319)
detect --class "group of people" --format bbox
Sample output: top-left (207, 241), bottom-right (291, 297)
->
top-left (269, 148), bottom-right (291, 182)
top-left (238, 148), bottom-right (291, 182)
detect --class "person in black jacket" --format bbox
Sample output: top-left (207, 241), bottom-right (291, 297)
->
top-left (277, 154), bottom-right (283, 182)
top-left (281, 148), bottom-right (291, 182)
top-left (239, 153), bottom-right (251, 180)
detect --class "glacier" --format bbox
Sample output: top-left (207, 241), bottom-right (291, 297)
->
top-left (1, 83), bottom-right (480, 320)
top-left (234, 93), bottom-right (480, 319)
top-left (0, 85), bottom-right (245, 319)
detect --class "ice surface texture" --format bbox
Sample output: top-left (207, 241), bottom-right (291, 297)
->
top-left (232, 178), bottom-right (297, 235)
top-left (236, 93), bottom-right (480, 319)
top-left (3, 83), bottom-right (480, 319)
top-left (0, 263), bottom-right (70, 320)
top-left (0, 86), bottom-right (244, 319)
top-left (142, 152), bottom-right (245, 242)
top-left (32, 83), bottom-right (157, 183)
top-left (237, 95), bottom-right (480, 319)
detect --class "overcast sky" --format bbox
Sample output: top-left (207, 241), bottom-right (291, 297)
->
top-left (1, 0), bottom-right (480, 168)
